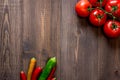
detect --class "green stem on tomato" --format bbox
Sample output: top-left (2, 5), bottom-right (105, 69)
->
top-left (112, 6), bottom-right (118, 12)
top-left (87, 7), bottom-right (95, 11)
top-left (88, 6), bottom-right (117, 21)
top-left (112, 23), bottom-right (117, 29)
top-left (105, 11), bottom-right (116, 20)
top-left (99, 7), bottom-right (116, 20)
top-left (99, 0), bottom-right (102, 8)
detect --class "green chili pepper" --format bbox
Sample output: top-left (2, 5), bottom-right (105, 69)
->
top-left (38, 57), bottom-right (56, 80)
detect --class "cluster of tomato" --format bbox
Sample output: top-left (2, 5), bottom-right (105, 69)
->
top-left (75, 0), bottom-right (120, 38)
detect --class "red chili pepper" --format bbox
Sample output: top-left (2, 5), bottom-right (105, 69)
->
top-left (20, 71), bottom-right (27, 80)
top-left (31, 67), bottom-right (42, 80)
top-left (51, 78), bottom-right (56, 80)
top-left (47, 67), bottom-right (56, 80)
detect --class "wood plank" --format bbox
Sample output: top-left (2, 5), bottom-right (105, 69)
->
top-left (50, 0), bottom-right (61, 79)
top-left (0, 0), bottom-right (22, 80)
top-left (61, 0), bottom-right (120, 80)
top-left (61, 0), bottom-right (98, 80)
top-left (97, 33), bottom-right (120, 80)
top-left (22, 0), bottom-right (60, 75)
top-left (22, 0), bottom-right (51, 72)
top-left (0, 0), bottom-right (120, 80)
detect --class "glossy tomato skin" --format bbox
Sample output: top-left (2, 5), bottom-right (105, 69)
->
top-left (75, 0), bottom-right (92, 17)
top-left (104, 20), bottom-right (120, 38)
top-left (105, 0), bottom-right (120, 17)
top-left (89, 9), bottom-right (107, 27)
top-left (89, 0), bottom-right (107, 7)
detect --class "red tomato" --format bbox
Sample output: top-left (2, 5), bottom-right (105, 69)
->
top-left (104, 20), bottom-right (120, 38)
top-left (75, 0), bottom-right (92, 17)
top-left (105, 0), bottom-right (120, 17)
top-left (89, 9), bottom-right (107, 27)
top-left (89, 0), bottom-right (107, 7)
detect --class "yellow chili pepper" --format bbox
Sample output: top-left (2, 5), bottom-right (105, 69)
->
top-left (27, 57), bottom-right (36, 80)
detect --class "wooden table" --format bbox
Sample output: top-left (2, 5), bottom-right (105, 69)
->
top-left (0, 0), bottom-right (120, 80)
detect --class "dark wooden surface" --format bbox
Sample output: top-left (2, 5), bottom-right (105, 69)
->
top-left (0, 0), bottom-right (120, 80)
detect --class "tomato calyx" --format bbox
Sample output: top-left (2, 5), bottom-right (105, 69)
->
top-left (98, 0), bottom-right (103, 2)
top-left (97, 13), bottom-right (104, 25)
top-left (87, 7), bottom-right (91, 11)
top-left (87, 7), bottom-right (94, 11)
top-left (112, 23), bottom-right (118, 30)
top-left (112, 6), bottom-right (118, 12)
top-left (96, 14), bottom-right (103, 19)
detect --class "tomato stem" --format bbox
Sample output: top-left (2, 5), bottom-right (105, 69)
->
top-left (99, 7), bottom-right (116, 20)
top-left (88, 3), bottom-right (117, 21)
top-left (88, 7), bottom-right (95, 11)
top-left (99, 0), bottom-right (102, 8)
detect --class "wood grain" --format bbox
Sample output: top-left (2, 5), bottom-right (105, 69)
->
top-left (0, 0), bottom-right (22, 80)
top-left (0, 0), bottom-right (120, 80)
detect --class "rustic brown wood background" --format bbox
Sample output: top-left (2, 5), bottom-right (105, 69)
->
top-left (0, 0), bottom-right (120, 80)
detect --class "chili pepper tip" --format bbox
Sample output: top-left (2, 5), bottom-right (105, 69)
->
top-left (31, 57), bottom-right (36, 60)
top-left (20, 71), bottom-right (24, 73)
top-left (51, 57), bottom-right (56, 63)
